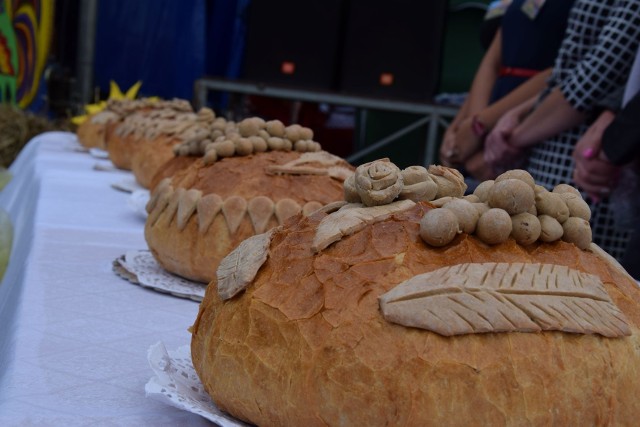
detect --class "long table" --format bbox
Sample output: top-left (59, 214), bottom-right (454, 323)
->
top-left (0, 132), bottom-right (209, 425)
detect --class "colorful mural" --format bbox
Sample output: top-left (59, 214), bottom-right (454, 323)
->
top-left (0, 0), bottom-right (53, 108)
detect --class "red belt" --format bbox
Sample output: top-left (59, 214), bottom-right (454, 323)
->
top-left (499, 66), bottom-right (540, 78)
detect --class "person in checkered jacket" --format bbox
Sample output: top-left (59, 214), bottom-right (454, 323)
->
top-left (484, 0), bottom-right (640, 263)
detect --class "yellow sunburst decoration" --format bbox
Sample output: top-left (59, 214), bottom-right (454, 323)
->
top-left (71, 80), bottom-right (145, 125)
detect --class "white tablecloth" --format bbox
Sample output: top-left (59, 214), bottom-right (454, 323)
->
top-left (0, 132), bottom-right (210, 426)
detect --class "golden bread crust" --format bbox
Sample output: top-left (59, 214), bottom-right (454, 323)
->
top-left (191, 202), bottom-right (640, 426)
top-left (130, 135), bottom-right (178, 188)
top-left (145, 150), bottom-right (352, 282)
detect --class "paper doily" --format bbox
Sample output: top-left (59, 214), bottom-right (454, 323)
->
top-left (113, 250), bottom-right (206, 301)
top-left (146, 342), bottom-right (248, 426)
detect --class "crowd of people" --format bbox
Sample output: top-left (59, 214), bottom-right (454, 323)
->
top-left (440, 0), bottom-right (640, 277)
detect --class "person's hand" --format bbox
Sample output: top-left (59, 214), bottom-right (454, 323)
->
top-left (440, 117), bottom-right (485, 167)
top-left (464, 151), bottom-right (497, 182)
top-left (572, 110), bottom-right (620, 202)
top-left (484, 108), bottom-right (526, 171)
top-left (452, 117), bottom-right (484, 163)
top-left (440, 123), bottom-right (460, 167)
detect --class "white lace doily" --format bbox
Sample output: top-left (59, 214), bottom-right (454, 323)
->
top-left (146, 342), bottom-right (248, 426)
top-left (114, 250), bottom-right (206, 301)
top-left (127, 189), bottom-right (150, 219)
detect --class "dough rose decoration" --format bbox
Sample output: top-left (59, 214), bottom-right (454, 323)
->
top-left (345, 159), bottom-right (458, 206)
top-left (428, 164), bottom-right (467, 198)
top-left (354, 159), bottom-right (404, 206)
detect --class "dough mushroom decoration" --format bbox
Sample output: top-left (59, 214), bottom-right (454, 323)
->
top-left (144, 118), bottom-right (355, 283)
top-left (191, 157), bottom-right (640, 427)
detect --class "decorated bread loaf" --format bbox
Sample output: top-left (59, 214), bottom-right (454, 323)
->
top-left (129, 107), bottom-right (217, 188)
top-left (191, 159), bottom-right (640, 426)
top-left (144, 117), bottom-right (354, 283)
top-left (76, 98), bottom-right (174, 150)
top-left (106, 99), bottom-right (193, 170)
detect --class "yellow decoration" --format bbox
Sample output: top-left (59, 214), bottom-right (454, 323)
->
top-left (71, 80), bottom-right (144, 125)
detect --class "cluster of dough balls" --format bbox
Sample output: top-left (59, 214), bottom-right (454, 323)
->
top-left (106, 97), bottom-right (192, 117)
top-left (419, 169), bottom-right (593, 250)
top-left (344, 159), bottom-right (468, 207)
top-left (174, 116), bottom-right (323, 165)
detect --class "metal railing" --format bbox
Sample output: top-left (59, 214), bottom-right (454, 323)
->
top-left (193, 77), bottom-right (458, 165)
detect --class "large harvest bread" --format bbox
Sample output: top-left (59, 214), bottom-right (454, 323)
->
top-left (75, 110), bottom-right (119, 149)
top-left (191, 160), bottom-right (640, 426)
top-left (129, 107), bottom-right (215, 188)
top-left (145, 125), bottom-right (354, 283)
top-left (75, 98), bottom-right (168, 150)
top-left (107, 99), bottom-right (193, 170)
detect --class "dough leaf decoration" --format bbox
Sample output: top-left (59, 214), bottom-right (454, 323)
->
top-left (312, 199), bottom-right (415, 253)
top-left (248, 196), bottom-right (275, 234)
top-left (379, 262), bottom-right (631, 338)
top-left (222, 196), bottom-right (248, 234)
top-left (217, 229), bottom-right (276, 300)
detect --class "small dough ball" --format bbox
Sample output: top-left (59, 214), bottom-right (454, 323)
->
top-left (538, 214), bottom-right (564, 242)
top-left (249, 136), bottom-right (268, 152)
top-left (536, 192), bottom-right (570, 223)
top-left (419, 208), bottom-right (460, 247)
top-left (510, 212), bottom-right (541, 245)
top-left (443, 199), bottom-right (480, 234)
top-left (488, 179), bottom-right (535, 215)
top-left (559, 193), bottom-right (592, 221)
top-left (210, 129), bottom-right (224, 140)
top-left (495, 169), bottom-right (535, 190)
top-left (429, 196), bottom-right (454, 208)
top-left (562, 217), bottom-right (592, 250)
top-left (534, 185), bottom-right (548, 195)
top-left (212, 117), bottom-right (227, 131)
top-left (213, 140), bottom-right (235, 157)
top-left (553, 183), bottom-right (581, 196)
top-left (225, 131), bottom-right (241, 141)
top-left (234, 138), bottom-right (254, 156)
top-left (267, 137), bottom-right (286, 151)
top-left (294, 140), bottom-right (310, 152)
top-left (238, 118), bottom-right (261, 137)
top-left (473, 202), bottom-right (490, 217)
top-left (258, 129), bottom-right (271, 140)
top-left (203, 149), bottom-right (218, 165)
top-left (299, 126), bottom-right (314, 141)
top-left (463, 194), bottom-right (481, 203)
top-left (473, 180), bottom-right (494, 202)
top-left (476, 208), bottom-right (512, 245)
top-left (282, 138), bottom-right (293, 151)
top-left (284, 124), bottom-right (303, 142)
top-left (177, 144), bottom-right (190, 157)
top-left (266, 120), bottom-right (286, 137)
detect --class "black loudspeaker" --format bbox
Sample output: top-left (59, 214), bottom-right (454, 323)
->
top-left (242, 0), bottom-right (345, 91)
top-left (339, 0), bottom-right (448, 102)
